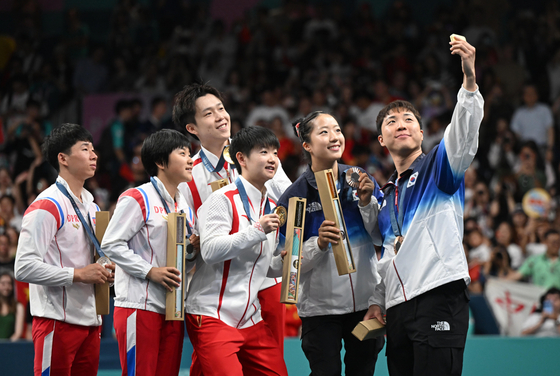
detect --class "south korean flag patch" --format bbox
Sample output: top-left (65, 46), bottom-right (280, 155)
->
top-left (407, 172), bottom-right (419, 188)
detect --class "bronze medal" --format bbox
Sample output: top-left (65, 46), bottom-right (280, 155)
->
top-left (394, 236), bottom-right (404, 254)
top-left (274, 206), bottom-right (287, 226)
top-left (345, 167), bottom-right (362, 188)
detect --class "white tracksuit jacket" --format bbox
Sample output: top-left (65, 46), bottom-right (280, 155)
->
top-left (15, 176), bottom-right (102, 327)
top-left (186, 176), bottom-right (282, 329)
top-left (178, 144), bottom-right (291, 289)
top-left (101, 177), bottom-right (196, 314)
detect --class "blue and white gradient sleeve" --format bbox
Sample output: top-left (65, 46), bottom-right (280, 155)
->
top-left (435, 85), bottom-right (484, 194)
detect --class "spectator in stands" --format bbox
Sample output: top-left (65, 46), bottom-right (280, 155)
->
top-left (139, 97), bottom-right (169, 137)
top-left (245, 88), bottom-right (290, 134)
top-left (0, 234), bottom-right (14, 271)
top-left (422, 113), bottom-right (447, 152)
top-left (64, 8), bottom-right (90, 61)
top-left (511, 205), bottom-right (528, 237)
top-left (0, 270), bottom-right (24, 341)
top-left (521, 287), bottom-right (560, 337)
top-left (465, 181), bottom-right (494, 238)
top-left (487, 118), bottom-right (517, 176)
top-left (510, 84), bottom-right (554, 160)
top-left (349, 90), bottom-right (382, 134)
top-left (134, 61), bottom-right (166, 96)
top-left (491, 44), bottom-right (526, 103)
top-left (0, 74), bottom-right (30, 119)
top-left (108, 56), bottom-right (135, 92)
top-left (73, 46), bottom-right (108, 94)
top-left (269, 116), bottom-right (297, 164)
top-left (8, 99), bottom-right (51, 140)
top-left (0, 168), bottom-right (13, 197)
top-left (465, 227), bottom-right (492, 266)
top-left (524, 218), bottom-right (552, 257)
top-left (483, 245), bottom-right (512, 280)
top-left (4, 227), bottom-right (18, 259)
top-left (4, 102), bottom-right (44, 181)
top-left (0, 196), bottom-right (22, 232)
top-left (98, 99), bottom-right (133, 170)
top-left (413, 80), bottom-right (453, 126)
top-left (494, 221), bottom-right (524, 269)
top-left (515, 141), bottom-right (547, 199)
top-left (488, 180), bottom-right (516, 229)
top-left (508, 229), bottom-right (560, 289)
top-left (464, 245), bottom-right (483, 294)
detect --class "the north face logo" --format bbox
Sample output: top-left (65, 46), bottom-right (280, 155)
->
top-left (431, 321), bottom-right (450, 331)
top-left (307, 202), bottom-right (322, 213)
top-left (407, 172), bottom-right (419, 188)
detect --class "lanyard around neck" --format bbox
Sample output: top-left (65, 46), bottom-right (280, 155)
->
top-left (235, 177), bottom-right (271, 224)
top-left (56, 182), bottom-right (106, 258)
top-left (150, 177), bottom-right (192, 236)
top-left (388, 180), bottom-right (407, 237)
top-left (199, 147), bottom-right (228, 175)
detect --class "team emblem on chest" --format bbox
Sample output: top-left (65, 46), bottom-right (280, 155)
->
top-left (407, 172), bottom-right (419, 188)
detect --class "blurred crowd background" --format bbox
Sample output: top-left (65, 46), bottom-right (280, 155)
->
top-left (1, 0), bottom-right (560, 341)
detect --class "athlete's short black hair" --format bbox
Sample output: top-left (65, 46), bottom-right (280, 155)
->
top-left (42, 123), bottom-right (94, 172)
top-left (141, 129), bottom-right (191, 177)
top-left (230, 127), bottom-right (280, 174)
top-left (172, 83), bottom-right (224, 140)
top-left (376, 100), bottom-right (422, 136)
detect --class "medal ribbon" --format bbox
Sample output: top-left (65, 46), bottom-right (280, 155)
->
top-left (235, 177), bottom-right (271, 224)
top-left (56, 182), bottom-right (106, 258)
top-left (388, 180), bottom-right (407, 238)
top-left (199, 147), bottom-right (228, 174)
top-left (150, 177), bottom-right (192, 236)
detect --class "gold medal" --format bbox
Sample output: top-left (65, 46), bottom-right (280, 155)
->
top-left (223, 146), bottom-right (234, 164)
top-left (394, 236), bottom-right (404, 254)
top-left (274, 206), bottom-right (287, 226)
top-left (345, 167), bottom-right (362, 188)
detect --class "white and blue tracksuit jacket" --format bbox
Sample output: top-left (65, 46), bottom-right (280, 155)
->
top-left (370, 86), bottom-right (484, 311)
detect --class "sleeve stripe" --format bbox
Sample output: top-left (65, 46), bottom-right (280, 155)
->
top-left (137, 188), bottom-right (150, 222)
top-left (120, 188), bottom-right (149, 222)
top-left (188, 180), bottom-right (203, 214)
top-left (24, 198), bottom-right (64, 230)
top-left (224, 190), bottom-right (239, 234)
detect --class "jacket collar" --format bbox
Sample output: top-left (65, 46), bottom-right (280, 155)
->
top-left (56, 176), bottom-right (94, 206)
top-left (238, 175), bottom-right (269, 211)
top-left (383, 153), bottom-right (426, 190)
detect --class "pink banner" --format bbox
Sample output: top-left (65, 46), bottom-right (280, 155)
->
top-left (82, 93), bottom-right (152, 144)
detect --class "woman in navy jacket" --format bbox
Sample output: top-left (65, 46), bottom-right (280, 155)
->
top-left (276, 111), bottom-right (385, 376)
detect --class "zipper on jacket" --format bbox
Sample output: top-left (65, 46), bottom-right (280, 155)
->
top-left (348, 274), bottom-right (356, 312)
top-left (237, 196), bottom-right (266, 328)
